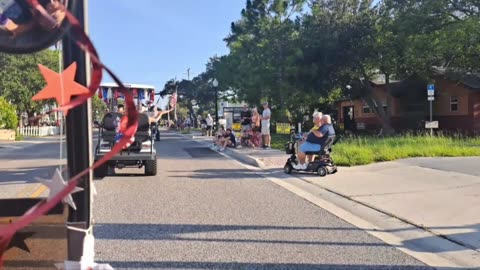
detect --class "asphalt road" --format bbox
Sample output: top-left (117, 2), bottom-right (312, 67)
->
top-left (90, 132), bottom-right (433, 270)
top-left (0, 138), bottom-right (66, 199)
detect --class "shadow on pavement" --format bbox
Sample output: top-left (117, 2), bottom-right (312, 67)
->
top-left (0, 165), bottom-right (58, 185)
top-left (94, 223), bottom-right (386, 247)
top-left (94, 223), bottom-right (480, 255)
top-left (168, 169), bottom-right (269, 180)
top-left (99, 261), bottom-right (470, 269)
top-left (5, 260), bottom-right (463, 269)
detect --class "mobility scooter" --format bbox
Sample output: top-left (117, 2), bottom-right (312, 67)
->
top-left (284, 131), bottom-right (340, 177)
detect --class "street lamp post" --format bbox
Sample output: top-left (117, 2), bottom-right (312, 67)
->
top-left (212, 78), bottom-right (219, 132)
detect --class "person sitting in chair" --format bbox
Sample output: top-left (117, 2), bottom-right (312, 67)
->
top-left (293, 115), bottom-right (335, 170)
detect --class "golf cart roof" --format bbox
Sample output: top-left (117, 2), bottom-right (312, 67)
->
top-left (100, 83), bottom-right (155, 90)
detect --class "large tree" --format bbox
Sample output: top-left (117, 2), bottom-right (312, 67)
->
top-left (0, 50), bottom-right (59, 121)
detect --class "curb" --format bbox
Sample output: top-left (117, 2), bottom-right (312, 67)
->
top-left (183, 132), bottom-right (268, 169)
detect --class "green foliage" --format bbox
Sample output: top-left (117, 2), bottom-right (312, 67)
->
top-left (0, 96), bottom-right (18, 129)
top-left (271, 133), bottom-right (480, 166)
top-left (91, 94), bottom-right (107, 120)
top-left (162, 0), bottom-right (479, 128)
top-left (0, 50), bottom-right (60, 116)
top-left (15, 133), bottom-right (23, 141)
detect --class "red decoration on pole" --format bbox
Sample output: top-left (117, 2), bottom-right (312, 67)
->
top-left (32, 63), bottom-right (90, 115)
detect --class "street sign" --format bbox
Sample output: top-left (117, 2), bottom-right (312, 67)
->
top-left (428, 96), bottom-right (435, 101)
top-left (427, 84), bottom-right (435, 96)
top-left (425, 121), bottom-right (439, 129)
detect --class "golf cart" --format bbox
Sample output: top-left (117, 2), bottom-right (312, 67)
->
top-left (94, 112), bottom-right (157, 178)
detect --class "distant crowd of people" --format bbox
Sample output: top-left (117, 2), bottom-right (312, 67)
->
top-left (209, 102), bottom-right (272, 151)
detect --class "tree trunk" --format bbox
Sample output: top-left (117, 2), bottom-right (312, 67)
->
top-left (187, 105), bottom-right (196, 128)
top-left (360, 79), bottom-right (395, 136)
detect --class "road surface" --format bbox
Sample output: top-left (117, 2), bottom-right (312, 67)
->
top-left (91, 132), bottom-right (432, 269)
top-left (0, 133), bottom-right (452, 269)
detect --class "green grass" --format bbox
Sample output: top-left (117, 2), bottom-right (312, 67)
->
top-left (271, 133), bottom-right (480, 167)
top-left (15, 132), bottom-right (23, 141)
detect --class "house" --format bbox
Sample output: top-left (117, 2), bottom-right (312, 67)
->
top-left (336, 70), bottom-right (480, 135)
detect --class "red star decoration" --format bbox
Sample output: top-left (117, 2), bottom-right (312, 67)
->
top-left (32, 62), bottom-right (90, 115)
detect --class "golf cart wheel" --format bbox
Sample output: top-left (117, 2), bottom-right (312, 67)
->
top-left (284, 164), bottom-right (293, 174)
top-left (331, 168), bottom-right (338, 174)
top-left (145, 159), bottom-right (157, 176)
top-left (94, 162), bottom-right (108, 179)
top-left (317, 166), bottom-right (328, 177)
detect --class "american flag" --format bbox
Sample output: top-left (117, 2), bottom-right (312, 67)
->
top-left (170, 92), bottom-right (177, 107)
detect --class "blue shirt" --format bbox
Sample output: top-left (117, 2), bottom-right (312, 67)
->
top-left (307, 124), bottom-right (335, 145)
top-left (0, 14), bottom-right (8, 26)
top-left (227, 133), bottom-right (236, 146)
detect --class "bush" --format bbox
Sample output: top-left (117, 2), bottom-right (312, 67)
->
top-left (0, 97), bottom-right (18, 129)
top-left (15, 133), bottom-right (23, 141)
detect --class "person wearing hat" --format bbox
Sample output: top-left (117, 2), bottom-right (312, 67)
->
top-left (261, 101), bottom-right (271, 149)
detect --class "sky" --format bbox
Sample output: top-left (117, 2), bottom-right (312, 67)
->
top-left (88, 0), bottom-right (246, 108)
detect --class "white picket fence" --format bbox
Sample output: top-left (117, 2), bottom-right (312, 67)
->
top-left (17, 126), bottom-right (61, 137)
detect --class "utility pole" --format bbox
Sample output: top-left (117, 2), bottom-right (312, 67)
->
top-left (63, 0), bottom-right (92, 261)
top-left (184, 68), bottom-right (195, 81)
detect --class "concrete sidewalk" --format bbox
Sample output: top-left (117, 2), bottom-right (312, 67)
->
top-left (180, 130), bottom-right (480, 254)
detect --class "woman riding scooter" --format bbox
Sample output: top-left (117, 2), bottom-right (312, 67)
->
top-left (293, 115), bottom-right (335, 170)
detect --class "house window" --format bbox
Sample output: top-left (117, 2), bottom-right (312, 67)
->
top-left (363, 106), bottom-right (371, 114)
top-left (450, 96), bottom-right (458, 112)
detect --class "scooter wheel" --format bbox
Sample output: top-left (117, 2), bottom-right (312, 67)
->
top-left (284, 164), bottom-right (293, 174)
top-left (317, 166), bottom-right (327, 177)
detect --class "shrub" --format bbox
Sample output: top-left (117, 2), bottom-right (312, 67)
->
top-left (0, 97), bottom-right (18, 129)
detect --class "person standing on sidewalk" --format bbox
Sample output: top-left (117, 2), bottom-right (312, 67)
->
top-left (206, 114), bottom-right (214, 136)
top-left (261, 101), bottom-right (271, 149)
top-left (240, 105), bottom-right (252, 133)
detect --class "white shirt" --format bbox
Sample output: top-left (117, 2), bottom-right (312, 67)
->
top-left (206, 117), bottom-right (214, 126)
top-left (262, 108), bottom-right (271, 126)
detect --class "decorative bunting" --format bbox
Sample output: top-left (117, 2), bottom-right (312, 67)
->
top-left (6, 231), bottom-right (34, 253)
top-left (32, 63), bottom-right (90, 115)
top-left (0, 4), bottom-right (138, 269)
top-left (149, 89), bottom-right (155, 102)
top-left (35, 168), bottom-right (84, 210)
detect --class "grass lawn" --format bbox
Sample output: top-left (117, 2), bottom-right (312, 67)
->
top-left (271, 133), bottom-right (480, 166)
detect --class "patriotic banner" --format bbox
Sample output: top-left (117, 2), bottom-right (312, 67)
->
top-left (149, 89), bottom-right (155, 102)
top-left (170, 92), bottom-right (177, 108)
top-left (103, 88), bottom-right (109, 103)
top-left (138, 89), bottom-right (145, 101)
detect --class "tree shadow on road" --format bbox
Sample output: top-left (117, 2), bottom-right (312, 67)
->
top-left (0, 165), bottom-right (58, 186)
top-left (97, 261), bottom-right (446, 270)
top-left (4, 260), bottom-right (464, 269)
top-left (168, 169), bottom-right (273, 180)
